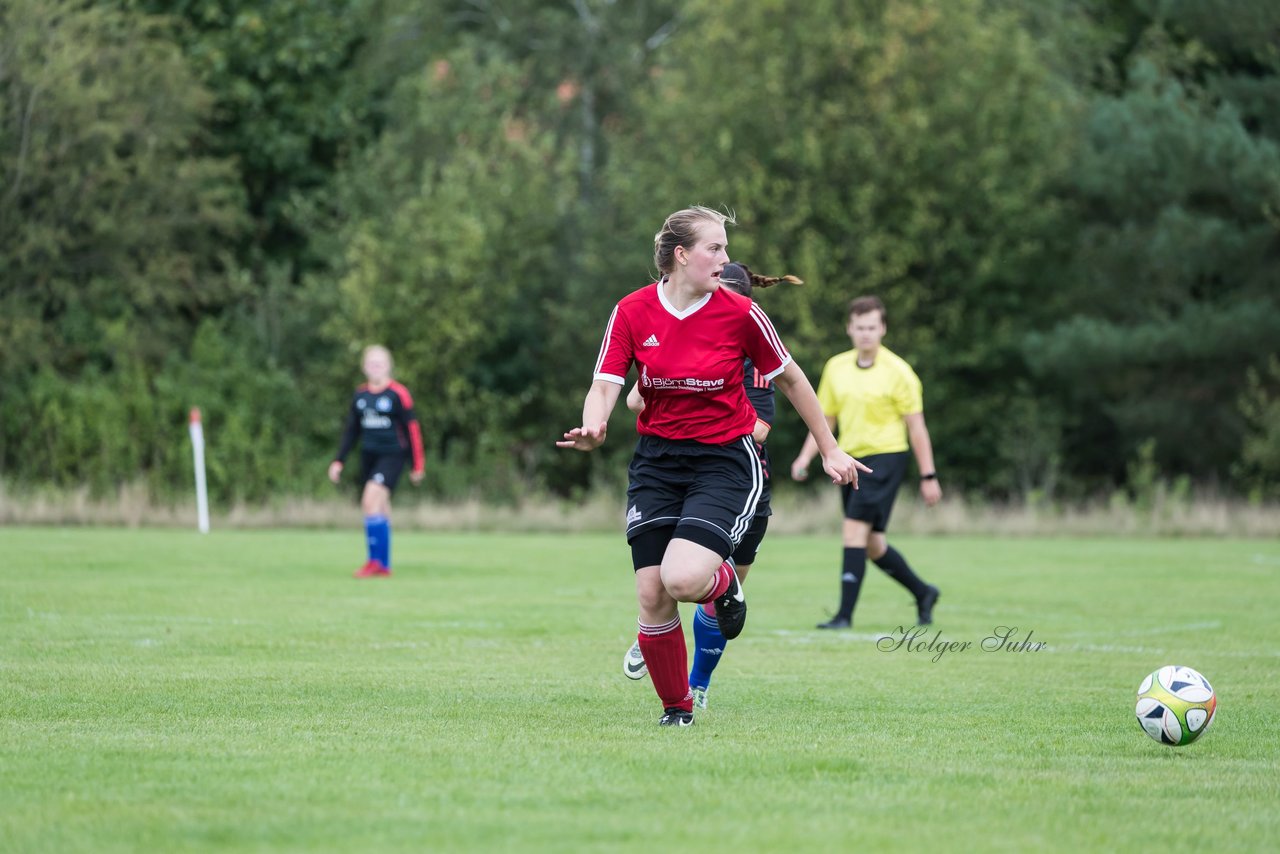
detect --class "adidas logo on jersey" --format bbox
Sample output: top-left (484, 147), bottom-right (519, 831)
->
top-left (642, 334), bottom-right (660, 347)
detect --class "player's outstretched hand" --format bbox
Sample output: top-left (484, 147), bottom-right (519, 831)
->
top-left (821, 450), bottom-right (872, 487)
top-left (556, 422), bottom-right (607, 452)
top-left (410, 469), bottom-right (425, 486)
top-left (327, 461), bottom-right (343, 484)
top-left (790, 458), bottom-right (810, 481)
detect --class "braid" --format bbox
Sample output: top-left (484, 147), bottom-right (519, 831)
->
top-left (751, 273), bottom-right (804, 289)
top-left (736, 263), bottom-right (804, 289)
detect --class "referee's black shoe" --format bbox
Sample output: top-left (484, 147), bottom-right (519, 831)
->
top-left (917, 586), bottom-right (940, 625)
top-left (713, 562), bottom-right (747, 640)
top-left (816, 616), bottom-right (852, 630)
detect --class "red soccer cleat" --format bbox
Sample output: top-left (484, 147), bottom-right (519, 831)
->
top-left (353, 559), bottom-right (391, 578)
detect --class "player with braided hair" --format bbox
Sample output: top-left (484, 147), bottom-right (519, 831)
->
top-left (558, 207), bottom-right (868, 726)
top-left (621, 262), bottom-right (803, 711)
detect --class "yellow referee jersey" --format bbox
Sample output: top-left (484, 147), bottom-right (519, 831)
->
top-left (815, 346), bottom-right (923, 458)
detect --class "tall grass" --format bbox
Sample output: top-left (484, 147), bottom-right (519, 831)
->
top-left (1, 480), bottom-right (1277, 537)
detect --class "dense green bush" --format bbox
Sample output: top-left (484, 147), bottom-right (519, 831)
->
top-left (1, 0), bottom-right (1276, 504)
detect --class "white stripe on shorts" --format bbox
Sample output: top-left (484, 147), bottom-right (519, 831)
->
top-left (729, 435), bottom-right (763, 543)
top-left (626, 515), bottom-right (681, 537)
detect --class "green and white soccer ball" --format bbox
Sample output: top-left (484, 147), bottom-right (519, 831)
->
top-left (1135, 665), bottom-right (1217, 746)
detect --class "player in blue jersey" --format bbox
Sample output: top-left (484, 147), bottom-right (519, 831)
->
top-left (621, 261), bottom-right (803, 710)
top-left (329, 345), bottom-right (425, 577)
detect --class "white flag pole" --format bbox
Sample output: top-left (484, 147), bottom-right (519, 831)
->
top-left (189, 408), bottom-right (210, 534)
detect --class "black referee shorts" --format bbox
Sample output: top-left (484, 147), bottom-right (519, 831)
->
top-left (841, 451), bottom-right (909, 533)
top-left (625, 435), bottom-right (764, 569)
top-left (360, 450), bottom-right (408, 492)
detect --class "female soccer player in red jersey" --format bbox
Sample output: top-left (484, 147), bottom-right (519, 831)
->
top-left (620, 262), bottom-right (804, 711)
top-left (558, 207), bottom-right (868, 726)
top-left (329, 345), bottom-right (425, 577)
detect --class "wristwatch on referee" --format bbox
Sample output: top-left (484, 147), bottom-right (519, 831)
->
top-left (920, 472), bottom-right (938, 481)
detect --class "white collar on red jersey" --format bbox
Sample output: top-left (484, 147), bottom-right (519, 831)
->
top-left (656, 277), bottom-right (713, 320)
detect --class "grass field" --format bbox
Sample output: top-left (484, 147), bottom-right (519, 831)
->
top-left (2, 527), bottom-right (1278, 852)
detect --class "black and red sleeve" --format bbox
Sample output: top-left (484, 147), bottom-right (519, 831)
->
top-left (389, 382), bottom-right (426, 474)
top-left (743, 358), bottom-right (777, 425)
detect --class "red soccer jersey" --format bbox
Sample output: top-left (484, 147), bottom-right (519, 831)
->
top-left (593, 281), bottom-right (792, 444)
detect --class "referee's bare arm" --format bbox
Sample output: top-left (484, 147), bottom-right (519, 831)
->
top-left (789, 415), bottom-right (836, 481)
top-left (905, 411), bottom-right (943, 506)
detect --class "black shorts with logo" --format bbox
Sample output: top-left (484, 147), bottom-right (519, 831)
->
top-left (841, 451), bottom-right (910, 533)
top-left (360, 450), bottom-right (408, 492)
top-left (626, 435), bottom-right (764, 568)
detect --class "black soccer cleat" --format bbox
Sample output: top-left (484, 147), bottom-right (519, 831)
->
top-left (816, 616), bottom-right (852, 630)
top-left (916, 585), bottom-right (940, 625)
top-left (713, 562), bottom-right (747, 640)
top-left (658, 707), bottom-right (694, 727)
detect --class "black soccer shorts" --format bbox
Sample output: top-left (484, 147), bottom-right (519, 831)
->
top-left (360, 450), bottom-right (408, 492)
top-left (625, 435), bottom-right (764, 569)
top-left (841, 451), bottom-right (910, 533)
top-left (732, 514), bottom-right (770, 566)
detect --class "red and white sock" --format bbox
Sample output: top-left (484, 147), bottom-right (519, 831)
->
top-left (637, 616), bottom-right (692, 712)
top-left (696, 561), bottom-right (735, 611)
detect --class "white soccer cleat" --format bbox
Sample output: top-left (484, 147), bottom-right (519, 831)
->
top-left (622, 639), bottom-right (648, 680)
top-left (691, 686), bottom-right (709, 710)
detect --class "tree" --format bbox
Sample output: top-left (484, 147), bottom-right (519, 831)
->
top-left (1027, 2), bottom-right (1280, 488)
top-left (0, 0), bottom-right (244, 485)
top-left (124, 0), bottom-right (383, 268)
top-left (307, 2), bottom-right (691, 496)
top-left (314, 45), bottom-right (588, 496)
top-left (607, 0), bottom-right (1080, 492)
top-left (1237, 356), bottom-right (1280, 499)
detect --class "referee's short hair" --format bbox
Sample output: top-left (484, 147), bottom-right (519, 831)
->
top-left (848, 295), bottom-right (886, 323)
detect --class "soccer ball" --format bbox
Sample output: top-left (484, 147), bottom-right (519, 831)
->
top-left (1134, 665), bottom-right (1217, 746)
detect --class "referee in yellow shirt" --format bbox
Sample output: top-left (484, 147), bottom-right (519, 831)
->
top-left (791, 296), bottom-right (942, 629)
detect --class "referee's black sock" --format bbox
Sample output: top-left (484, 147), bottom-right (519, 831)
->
top-left (836, 547), bottom-right (867, 620)
top-left (873, 545), bottom-right (929, 599)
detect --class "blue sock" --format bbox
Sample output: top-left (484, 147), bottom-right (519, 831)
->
top-left (365, 515), bottom-right (390, 567)
top-left (689, 604), bottom-right (726, 690)
top-left (380, 518), bottom-right (392, 567)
